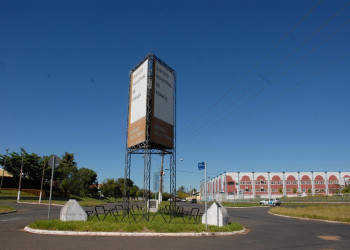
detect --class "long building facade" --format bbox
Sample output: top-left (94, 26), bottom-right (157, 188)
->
top-left (200, 171), bottom-right (350, 200)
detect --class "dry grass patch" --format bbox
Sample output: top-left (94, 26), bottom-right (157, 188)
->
top-left (0, 205), bottom-right (15, 213)
top-left (270, 205), bottom-right (350, 223)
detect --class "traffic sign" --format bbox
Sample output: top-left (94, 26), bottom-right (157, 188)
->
top-left (48, 156), bottom-right (61, 169)
top-left (198, 162), bottom-right (205, 170)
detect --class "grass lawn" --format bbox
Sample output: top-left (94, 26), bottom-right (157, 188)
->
top-left (29, 213), bottom-right (244, 233)
top-left (270, 205), bottom-right (350, 223)
top-left (220, 202), bottom-right (260, 207)
top-left (0, 191), bottom-right (110, 207)
top-left (31, 196), bottom-right (109, 207)
top-left (0, 205), bottom-right (15, 213)
top-left (0, 189), bottom-right (37, 198)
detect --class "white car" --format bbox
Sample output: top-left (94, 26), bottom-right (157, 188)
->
top-left (260, 198), bottom-right (281, 206)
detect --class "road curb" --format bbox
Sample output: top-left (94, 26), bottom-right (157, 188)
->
top-left (24, 226), bottom-right (246, 237)
top-left (268, 211), bottom-right (350, 225)
top-left (0, 209), bottom-right (17, 215)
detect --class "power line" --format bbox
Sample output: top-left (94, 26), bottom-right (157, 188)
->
top-left (179, 1), bottom-right (350, 144)
top-left (176, 169), bottom-right (218, 176)
top-left (179, 0), bottom-right (324, 136)
top-left (233, 52), bottom-right (350, 128)
top-left (181, 17), bottom-right (350, 146)
top-left (186, 50), bottom-right (349, 148)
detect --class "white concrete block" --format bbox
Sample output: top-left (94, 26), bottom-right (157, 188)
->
top-left (147, 199), bottom-right (158, 213)
top-left (202, 202), bottom-right (229, 227)
top-left (60, 199), bottom-right (87, 221)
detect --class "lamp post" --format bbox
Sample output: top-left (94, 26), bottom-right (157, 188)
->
top-left (48, 155), bottom-right (60, 220)
top-left (39, 159), bottom-right (46, 203)
top-left (0, 148), bottom-right (9, 191)
top-left (17, 154), bottom-right (24, 202)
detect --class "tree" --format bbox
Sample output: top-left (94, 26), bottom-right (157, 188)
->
top-left (1, 149), bottom-right (99, 196)
top-left (78, 168), bottom-right (97, 193)
top-left (329, 184), bottom-right (341, 194)
top-left (100, 179), bottom-right (118, 198)
top-left (0, 148), bottom-right (43, 186)
top-left (60, 167), bottom-right (97, 196)
top-left (130, 185), bottom-right (139, 199)
top-left (56, 152), bottom-right (77, 181)
top-left (137, 188), bottom-right (153, 199)
top-left (177, 185), bottom-right (186, 193)
top-left (117, 178), bottom-right (134, 198)
top-left (177, 185), bottom-right (188, 198)
top-left (162, 192), bottom-right (170, 201)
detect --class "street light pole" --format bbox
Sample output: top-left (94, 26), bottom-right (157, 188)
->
top-left (205, 161), bottom-right (208, 230)
top-left (0, 148), bottom-right (9, 191)
top-left (17, 154), bottom-right (24, 202)
top-left (48, 156), bottom-right (56, 220)
top-left (39, 159), bottom-right (46, 203)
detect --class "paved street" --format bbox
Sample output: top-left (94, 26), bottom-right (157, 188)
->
top-left (1, 201), bottom-right (350, 249)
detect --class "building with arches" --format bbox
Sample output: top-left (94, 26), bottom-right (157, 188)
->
top-left (200, 171), bottom-right (350, 200)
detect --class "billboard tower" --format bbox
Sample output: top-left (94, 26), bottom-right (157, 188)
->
top-left (124, 53), bottom-right (176, 219)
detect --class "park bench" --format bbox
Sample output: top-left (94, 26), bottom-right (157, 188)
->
top-left (114, 204), bottom-right (124, 216)
top-left (94, 205), bottom-right (115, 221)
top-left (85, 210), bottom-right (96, 220)
top-left (131, 204), bottom-right (143, 212)
top-left (184, 207), bottom-right (200, 223)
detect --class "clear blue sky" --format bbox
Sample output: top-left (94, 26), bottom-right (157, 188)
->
top-left (1, 0), bottom-right (349, 192)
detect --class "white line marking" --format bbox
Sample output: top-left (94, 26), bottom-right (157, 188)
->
top-left (0, 217), bottom-right (21, 222)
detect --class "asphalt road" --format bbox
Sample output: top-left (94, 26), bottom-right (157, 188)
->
top-left (1, 201), bottom-right (350, 250)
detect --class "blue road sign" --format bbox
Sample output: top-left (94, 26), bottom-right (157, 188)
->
top-left (198, 162), bottom-right (205, 170)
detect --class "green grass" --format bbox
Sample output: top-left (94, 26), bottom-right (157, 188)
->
top-left (283, 195), bottom-right (350, 203)
top-left (29, 213), bottom-right (244, 233)
top-left (0, 205), bottom-right (15, 213)
top-left (0, 191), bottom-right (109, 207)
top-left (221, 202), bottom-right (260, 207)
top-left (0, 189), bottom-right (37, 198)
top-left (270, 205), bottom-right (350, 223)
top-left (34, 198), bottom-right (107, 207)
top-left (280, 202), bottom-right (350, 207)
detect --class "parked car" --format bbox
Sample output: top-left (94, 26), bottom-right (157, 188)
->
top-left (274, 198), bottom-right (281, 206)
top-left (260, 198), bottom-right (281, 206)
top-left (191, 198), bottom-right (197, 203)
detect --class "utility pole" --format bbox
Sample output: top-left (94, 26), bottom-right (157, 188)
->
top-left (158, 153), bottom-right (165, 204)
top-left (39, 159), bottom-right (46, 203)
top-left (17, 154), bottom-right (24, 202)
top-left (205, 161), bottom-right (207, 230)
top-left (0, 148), bottom-right (9, 191)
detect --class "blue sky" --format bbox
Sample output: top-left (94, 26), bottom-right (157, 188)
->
top-left (1, 0), bottom-right (349, 192)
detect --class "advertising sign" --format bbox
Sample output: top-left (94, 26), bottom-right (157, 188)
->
top-left (127, 55), bottom-right (175, 149)
top-left (127, 59), bottom-right (148, 148)
top-left (150, 61), bottom-right (175, 148)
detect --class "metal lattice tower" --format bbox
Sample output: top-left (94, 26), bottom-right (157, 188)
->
top-left (124, 53), bottom-right (176, 220)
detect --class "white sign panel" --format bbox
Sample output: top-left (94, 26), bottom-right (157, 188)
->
top-left (154, 61), bottom-right (174, 125)
top-left (130, 60), bottom-right (148, 123)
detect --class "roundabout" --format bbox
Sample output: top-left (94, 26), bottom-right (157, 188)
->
top-left (1, 201), bottom-right (350, 249)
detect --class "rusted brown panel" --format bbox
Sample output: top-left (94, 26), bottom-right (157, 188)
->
top-left (128, 117), bottom-right (146, 148)
top-left (150, 117), bottom-right (174, 149)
